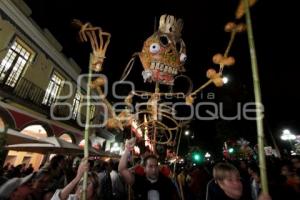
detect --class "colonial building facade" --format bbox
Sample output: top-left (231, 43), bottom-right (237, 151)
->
top-left (0, 0), bottom-right (118, 170)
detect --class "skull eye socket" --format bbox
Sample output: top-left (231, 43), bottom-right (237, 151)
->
top-left (176, 42), bottom-right (182, 52)
top-left (149, 43), bottom-right (161, 53)
top-left (159, 35), bottom-right (169, 46)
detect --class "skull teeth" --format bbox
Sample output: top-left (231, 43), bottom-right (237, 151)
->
top-left (160, 63), bottom-right (164, 71)
top-left (155, 63), bottom-right (160, 69)
top-left (150, 62), bottom-right (155, 69)
top-left (164, 66), bottom-right (169, 72)
top-left (150, 61), bottom-right (178, 75)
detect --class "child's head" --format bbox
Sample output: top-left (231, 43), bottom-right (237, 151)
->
top-left (213, 162), bottom-right (243, 200)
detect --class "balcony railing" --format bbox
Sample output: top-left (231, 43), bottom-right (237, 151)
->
top-left (0, 77), bottom-right (107, 131)
top-left (12, 77), bottom-right (45, 106)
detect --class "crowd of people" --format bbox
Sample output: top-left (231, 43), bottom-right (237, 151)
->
top-left (0, 138), bottom-right (300, 200)
top-left (0, 155), bottom-right (125, 200)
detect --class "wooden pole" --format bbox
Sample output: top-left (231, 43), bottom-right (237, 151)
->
top-left (82, 54), bottom-right (93, 200)
top-left (173, 128), bottom-right (183, 174)
top-left (243, 0), bottom-right (269, 193)
top-left (152, 82), bottom-right (160, 154)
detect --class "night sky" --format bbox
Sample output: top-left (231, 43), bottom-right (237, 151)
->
top-left (23, 0), bottom-right (300, 154)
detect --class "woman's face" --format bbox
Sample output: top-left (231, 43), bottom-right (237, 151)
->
top-left (218, 172), bottom-right (243, 200)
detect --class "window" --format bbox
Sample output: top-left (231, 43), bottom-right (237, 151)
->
top-left (42, 72), bottom-right (63, 106)
top-left (90, 104), bottom-right (95, 119)
top-left (0, 39), bottom-right (34, 87)
top-left (72, 91), bottom-right (82, 119)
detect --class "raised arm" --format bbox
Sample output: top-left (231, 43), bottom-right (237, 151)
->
top-left (58, 159), bottom-right (89, 200)
top-left (118, 137), bottom-right (136, 185)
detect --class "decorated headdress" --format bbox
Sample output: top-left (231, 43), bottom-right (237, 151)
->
top-left (159, 15), bottom-right (183, 41)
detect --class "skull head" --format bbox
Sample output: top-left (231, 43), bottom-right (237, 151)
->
top-left (139, 14), bottom-right (187, 85)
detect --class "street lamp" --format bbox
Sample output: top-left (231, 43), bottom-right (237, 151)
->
top-left (281, 129), bottom-right (296, 141)
top-left (184, 130), bottom-right (191, 146)
top-left (205, 152), bottom-right (211, 160)
top-left (281, 129), bottom-right (296, 153)
top-left (222, 76), bottom-right (229, 84)
top-left (185, 130), bottom-right (190, 136)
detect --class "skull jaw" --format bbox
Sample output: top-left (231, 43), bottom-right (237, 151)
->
top-left (142, 69), bottom-right (174, 85)
top-left (139, 52), bottom-right (179, 85)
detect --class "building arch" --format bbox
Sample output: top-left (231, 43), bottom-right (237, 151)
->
top-left (19, 120), bottom-right (53, 137)
top-left (21, 124), bottom-right (48, 139)
top-left (4, 123), bottom-right (51, 171)
top-left (0, 106), bottom-right (16, 129)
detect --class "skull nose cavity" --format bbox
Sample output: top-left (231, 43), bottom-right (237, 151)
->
top-left (166, 49), bottom-right (173, 54)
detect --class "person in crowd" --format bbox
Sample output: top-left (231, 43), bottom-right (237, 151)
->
top-left (206, 162), bottom-right (271, 200)
top-left (265, 159), bottom-right (299, 200)
top-left (42, 155), bottom-right (67, 192)
top-left (177, 168), bottom-right (187, 200)
top-left (24, 164), bottom-right (34, 176)
top-left (110, 161), bottom-right (126, 200)
top-left (3, 163), bottom-right (11, 171)
top-left (51, 159), bottom-right (100, 200)
top-left (280, 161), bottom-right (300, 193)
top-left (248, 163), bottom-right (261, 200)
top-left (186, 165), bottom-right (211, 200)
top-left (0, 169), bottom-right (52, 200)
top-left (98, 160), bottom-right (113, 200)
top-left (118, 137), bottom-right (179, 200)
top-left (0, 167), bottom-right (8, 186)
top-left (5, 164), bottom-right (23, 179)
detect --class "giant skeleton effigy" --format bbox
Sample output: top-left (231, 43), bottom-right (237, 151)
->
top-left (74, 0), bottom-right (269, 198)
top-left (73, 13), bottom-right (246, 152)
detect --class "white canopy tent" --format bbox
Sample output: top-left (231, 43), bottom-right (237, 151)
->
top-left (3, 128), bottom-right (47, 145)
top-left (4, 135), bottom-right (101, 155)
